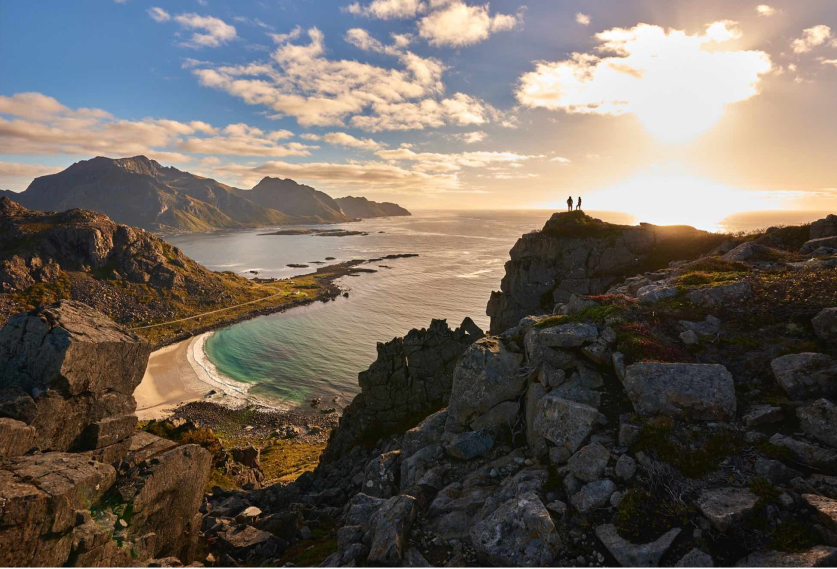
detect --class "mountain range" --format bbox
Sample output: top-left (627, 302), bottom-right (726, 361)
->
top-left (0, 156), bottom-right (410, 232)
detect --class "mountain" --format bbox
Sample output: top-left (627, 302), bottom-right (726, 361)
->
top-left (1, 156), bottom-right (357, 232)
top-left (335, 195), bottom-right (411, 218)
top-left (236, 177), bottom-right (352, 223)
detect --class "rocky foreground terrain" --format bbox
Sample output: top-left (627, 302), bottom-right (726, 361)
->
top-left (2, 211), bottom-right (837, 567)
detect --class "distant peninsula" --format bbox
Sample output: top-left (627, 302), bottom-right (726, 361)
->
top-left (335, 195), bottom-right (411, 218)
top-left (259, 228), bottom-right (369, 237)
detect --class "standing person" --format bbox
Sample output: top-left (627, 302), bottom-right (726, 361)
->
top-left (567, 196), bottom-right (573, 212)
top-left (576, 196), bottom-right (582, 211)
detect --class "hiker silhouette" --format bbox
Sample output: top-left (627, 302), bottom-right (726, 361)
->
top-left (576, 197), bottom-right (582, 211)
top-left (567, 196), bottom-right (573, 212)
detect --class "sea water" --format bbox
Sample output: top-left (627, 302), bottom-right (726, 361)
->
top-left (165, 209), bottom-right (829, 409)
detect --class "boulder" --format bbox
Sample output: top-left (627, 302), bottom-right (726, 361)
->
top-left (557, 294), bottom-right (600, 315)
top-left (367, 495), bottom-right (417, 565)
top-left (538, 323), bottom-right (599, 348)
top-left (75, 415), bottom-right (137, 451)
top-left (401, 409), bottom-right (448, 458)
top-left (813, 308), bottom-right (837, 345)
top-left (570, 479), bottom-right (616, 514)
top-left (567, 442), bottom-right (610, 482)
top-left (122, 431), bottom-right (178, 470)
top-left (0, 417), bottom-right (36, 459)
top-left (638, 285), bottom-right (678, 304)
top-left (525, 382), bottom-right (548, 449)
top-left (623, 363), bottom-right (736, 421)
top-left (802, 494), bottom-right (837, 537)
top-left (798, 399), bottom-right (837, 448)
top-left (344, 493), bottom-right (386, 527)
top-left (595, 524), bottom-right (680, 567)
top-left (112, 444), bottom-right (212, 561)
top-left (697, 487), bottom-right (759, 532)
top-left (735, 546), bottom-right (837, 567)
top-left (400, 444), bottom-right (442, 490)
top-left (754, 458), bottom-right (802, 484)
top-left (615, 454), bottom-right (637, 480)
top-left (445, 429), bottom-right (494, 460)
top-left (675, 547), bottom-right (714, 567)
top-left (470, 400), bottom-right (520, 432)
top-left (685, 282), bottom-right (752, 308)
top-left (743, 404), bottom-right (784, 427)
top-left (533, 394), bottom-right (599, 454)
top-left (471, 491), bottom-right (561, 566)
top-left (802, 236), bottom-right (837, 254)
top-left (811, 215), bottom-right (837, 240)
top-left (771, 353), bottom-right (837, 400)
top-left (446, 337), bottom-right (524, 429)
top-left (680, 315), bottom-right (721, 336)
top-left (722, 242), bottom-right (778, 263)
top-left (770, 434), bottom-right (837, 469)
top-left (218, 525), bottom-right (278, 555)
top-left (0, 386), bottom-right (38, 424)
top-left (0, 301), bottom-right (151, 451)
top-left (363, 450), bottom-right (400, 498)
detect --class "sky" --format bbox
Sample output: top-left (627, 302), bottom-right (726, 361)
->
top-left (1, 0), bottom-right (836, 226)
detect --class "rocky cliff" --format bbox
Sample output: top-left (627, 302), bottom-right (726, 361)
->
top-left (335, 196), bottom-right (411, 218)
top-left (0, 301), bottom-right (211, 566)
top-left (486, 211), bottom-right (727, 334)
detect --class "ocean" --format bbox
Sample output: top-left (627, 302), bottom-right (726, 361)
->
top-left (165, 208), bottom-right (829, 410)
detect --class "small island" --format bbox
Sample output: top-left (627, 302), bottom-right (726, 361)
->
top-left (259, 229), bottom-right (369, 237)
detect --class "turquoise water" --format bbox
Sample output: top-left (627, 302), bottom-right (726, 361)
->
top-left (165, 208), bottom-right (830, 409)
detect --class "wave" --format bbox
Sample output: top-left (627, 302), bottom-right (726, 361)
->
top-left (456, 268), bottom-right (493, 279)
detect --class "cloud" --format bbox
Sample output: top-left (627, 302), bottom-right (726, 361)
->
top-left (0, 91), bottom-right (313, 162)
top-left (791, 25), bottom-right (832, 54)
top-left (147, 7), bottom-right (171, 23)
top-left (344, 0), bottom-right (425, 20)
top-left (451, 131), bottom-right (487, 144)
top-left (0, 161), bottom-right (63, 180)
top-left (304, 132), bottom-right (385, 150)
top-left (173, 13), bottom-right (237, 48)
top-left (269, 26), bottom-right (302, 44)
top-left (756, 5), bottom-right (776, 17)
top-left (550, 156), bottom-right (571, 164)
top-left (515, 21), bottom-right (772, 142)
top-left (417, 1), bottom-right (520, 47)
top-left (823, 59), bottom-right (837, 68)
top-left (375, 147), bottom-right (538, 172)
top-left (192, 27), bottom-right (497, 131)
top-left (575, 13), bottom-right (591, 26)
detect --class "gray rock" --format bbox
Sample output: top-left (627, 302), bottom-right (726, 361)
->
top-left (0, 301), bottom-right (151, 451)
top-left (538, 323), bottom-right (599, 348)
top-left (801, 236), bottom-right (837, 254)
top-left (680, 315), bottom-right (721, 336)
top-left (735, 546), bottom-right (837, 567)
top-left (546, 500), bottom-right (567, 516)
top-left (582, 340), bottom-right (610, 365)
top-left (624, 363), bottom-right (736, 421)
top-left (549, 446), bottom-right (571, 465)
top-left (559, 294), bottom-right (600, 315)
top-left (537, 363), bottom-right (566, 388)
top-left (445, 429), bottom-right (494, 460)
top-left (526, 382), bottom-right (548, 449)
top-left (813, 308), bottom-right (837, 345)
top-left (798, 398), bottom-right (837, 448)
top-left (368, 495), bottom-right (417, 565)
top-left (471, 491), bottom-right (561, 566)
top-left (610, 491), bottom-right (624, 507)
top-left (470, 400), bottom-right (519, 432)
top-left (533, 394), bottom-right (599, 454)
top-left (802, 494), bottom-right (837, 535)
top-left (638, 285), bottom-right (678, 304)
top-left (771, 353), bottom-right (837, 400)
top-left (679, 330), bottom-right (699, 345)
top-left (612, 352), bottom-right (627, 383)
top-left (743, 404), bottom-right (784, 427)
top-left (344, 493), bottom-right (385, 527)
top-left (404, 547), bottom-right (433, 567)
top-left (811, 215), bottom-right (837, 239)
top-left (568, 442), bottom-right (610, 482)
top-left (570, 479), bottom-right (616, 514)
top-left (770, 433), bottom-right (837, 469)
top-left (234, 506), bottom-right (262, 525)
top-left (618, 414), bottom-right (642, 447)
top-left (697, 487), bottom-right (759, 532)
top-left (551, 374), bottom-right (602, 408)
top-left (75, 415), bottom-right (137, 451)
top-left (595, 524), bottom-right (680, 567)
top-left (400, 444), bottom-right (442, 490)
top-left (0, 386), bottom-right (38, 424)
top-left (363, 450), bottom-right (401, 498)
top-left (685, 281), bottom-right (752, 308)
top-left (447, 337), bottom-right (524, 428)
top-left (401, 409), bottom-right (448, 458)
top-left (615, 454), bottom-right (637, 480)
top-left (0, 417), bottom-right (36, 459)
top-left (676, 547), bottom-right (714, 567)
top-left (754, 458), bottom-right (802, 484)
top-left (722, 242), bottom-right (776, 262)
top-left (218, 525), bottom-right (277, 554)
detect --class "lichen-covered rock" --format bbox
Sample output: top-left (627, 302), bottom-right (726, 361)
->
top-left (446, 337), bottom-right (524, 429)
top-left (798, 399), bottom-right (837, 448)
top-left (623, 363), bottom-right (736, 421)
top-left (537, 323), bottom-right (599, 348)
top-left (697, 487), bottom-right (759, 532)
top-left (675, 547), bottom-right (714, 567)
top-left (802, 236), bottom-right (837, 255)
top-left (112, 444), bottom-right (212, 561)
top-left (0, 300), bottom-right (150, 451)
top-left (595, 524), bottom-right (680, 567)
top-left (743, 404), bottom-right (784, 427)
top-left (770, 434), bottom-right (837, 469)
top-left (570, 479), bottom-right (616, 514)
top-left (813, 308), bottom-right (837, 345)
top-left (367, 495), bottom-right (417, 565)
top-left (533, 394), bottom-right (598, 454)
top-left (363, 450), bottom-right (401, 498)
top-left (638, 284), bottom-right (678, 304)
top-left (567, 442), bottom-right (610, 482)
top-left (615, 454), bottom-right (637, 481)
top-left (471, 491), bottom-right (561, 566)
top-left (401, 408), bottom-right (447, 459)
top-left (685, 281), bottom-right (752, 308)
top-left (771, 353), bottom-right (837, 400)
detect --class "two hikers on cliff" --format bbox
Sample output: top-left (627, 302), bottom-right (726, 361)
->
top-left (567, 196), bottom-right (582, 212)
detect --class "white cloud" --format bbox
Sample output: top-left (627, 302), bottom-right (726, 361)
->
top-left (822, 59), bottom-right (837, 68)
top-left (792, 25), bottom-right (832, 54)
top-left (269, 26), bottom-right (302, 44)
top-left (192, 27), bottom-right (497, 131)
top-left (451, 131), bottom-right (487, 144)
top-left (516, 22), bottom-right (772, 142)
top-left (0, 161), bottom-right (63, 183)
top-left (173, 13), bottom-right (237, 48)
top-left (345, 0), bottom-right (425, 20)
top-left (147, 7), bottom-right (171, 23)
top-left (756, 5), bottom-right (776, 17)
top-left (417, 0), bottom-right (520, 47)
top-left (375, 147), bottom-right (537, 172)
top-left (575, 13), bottom-right (591, 26)
top-left (317, 132), bottom-right (386, 150)
top-left (551, 156), bottom-right (571, 164)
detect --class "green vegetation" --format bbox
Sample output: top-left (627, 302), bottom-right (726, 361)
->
top-left (12, 272), bottom-right (72, 310)
top-left (755, 439), bottom-right (793, 462)
top-left (617, 323), bottom-right (686, 364)
top-left (749, 477), bottom-right (780, 505)
top-left (679, 270), bottom-right (744, 287)
top-left (261, 440), bottom-right (327, 483)
top-left (614, 488), bottom-right (694, 542)
top-left (681, 257), bottom-right (750, 273)
top-left (279, 534), bottom-right (337, 567)
top-left (631, 417), bottom-right (742, 479)
top-left (769, 520), bottom-right (819, 552)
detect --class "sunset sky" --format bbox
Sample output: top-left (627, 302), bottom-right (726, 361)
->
top-left (1, 0), bottom-right (835, 224)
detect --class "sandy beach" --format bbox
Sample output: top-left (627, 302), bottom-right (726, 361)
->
top-left (135, 337), bottom-right (212, 420)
